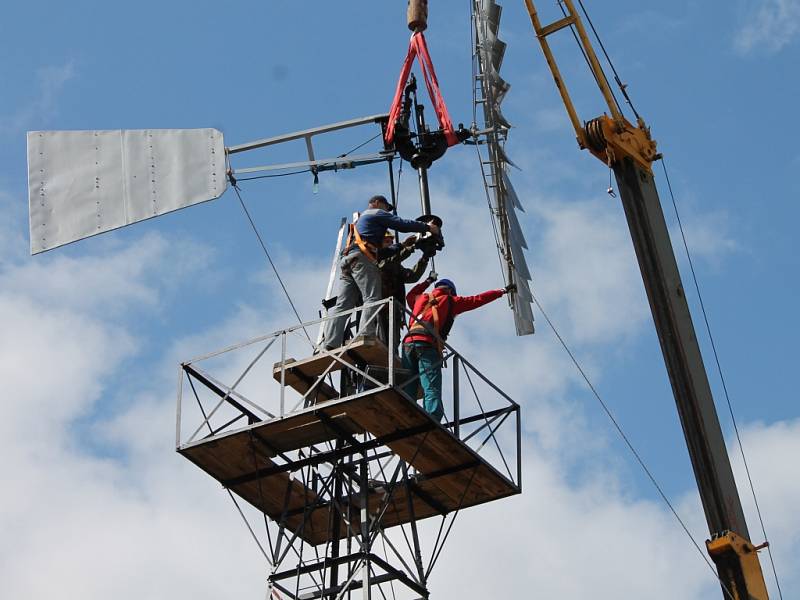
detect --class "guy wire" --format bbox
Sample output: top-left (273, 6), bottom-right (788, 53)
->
top-left (231, 181), bottom-right (312, 342)
top-left (530, 288), bottom-right (737, 599)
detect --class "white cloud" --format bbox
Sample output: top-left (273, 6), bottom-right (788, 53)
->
top-left (669, 210), bottom-right (738, 269)
top-left (531, 197), bottom-right (649, 345)
top-left (735, 0), bottom-right (800, 54)
top-left (0, 190), bottom-right (28, 264)
top-left (0, 61), bottom-right (76, 136)
top-left (731, 419), bottom-right (800, 593)
top-left (1, 160), bottom-right (796, 600)
top-left (432, 446), bottom-right (716, 599)
top-left (0, 223), bottom-right (269, 599)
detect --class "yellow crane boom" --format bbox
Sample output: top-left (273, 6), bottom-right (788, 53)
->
top-left (522, 1), bottom-right (769, 598)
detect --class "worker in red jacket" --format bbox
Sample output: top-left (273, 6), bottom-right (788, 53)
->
top-left (401, 277), bottom-right (515, 422)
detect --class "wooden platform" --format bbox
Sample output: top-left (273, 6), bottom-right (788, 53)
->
top-left (179, 387), bottom-right (519, 545)
top-left (272, 337), bottom-right (399, 401)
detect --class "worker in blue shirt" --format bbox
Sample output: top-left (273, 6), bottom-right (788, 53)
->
top-left (322, 195), bottom-right (440, 350)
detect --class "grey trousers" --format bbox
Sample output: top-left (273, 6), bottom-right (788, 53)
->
top-left (323, 251), bottom-right (383, 348)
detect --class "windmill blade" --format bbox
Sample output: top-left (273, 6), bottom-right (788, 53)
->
top-left (490, 71), bottom-right (510, 107)
top-left (494, 105), bottom-right (512, 130)
top-left (474, 0), bottom-right (535, 336)
top-left (477, 0), bottom-right (510, 108)
top-left (512, 286), bottom-right (535, 336)
top-left (506, 201), bottom-right (528, 251)
top-left (28, 128), bottom-right (226, 255)
top-left (515, 275), bottom-right (533, 303)
top-left (503, 169), bottom-right (524, 211)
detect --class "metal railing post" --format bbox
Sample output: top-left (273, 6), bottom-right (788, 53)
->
top-left (175, 364), bottom-right (184, 449)
top-left (388, 297), bottom-right (394, 387)
top-left (516, 405), bottom-right (522, 489)
top-left (453, 356), bottom-right (460, 438)
top-left (280, 331), bottom-right (286, 417)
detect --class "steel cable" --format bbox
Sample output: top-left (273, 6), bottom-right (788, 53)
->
top-left (529, 289), bottom-right (736, 599)
top-left (575, 0), bottom-right (641, 122)
top-left (339, 132), bottom-right (382, 157)
top-left (556, 0), bottom-right (617, 112)
top-left (659, 158), bottom-right (783, 599)
top-left (185, 372), bottom-right (273, 563)
top-left (232, 182), bottom-right (313, 342)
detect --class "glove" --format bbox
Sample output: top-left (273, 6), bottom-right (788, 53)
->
top-left (402, 235), bottom-right (418, 248)
top-left (503, 283), bottom-right (517, 295)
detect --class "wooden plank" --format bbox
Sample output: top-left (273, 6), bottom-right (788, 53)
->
top-left (344, 390), bottom-right (516, 505)
top-left (179, 386), bottom-right (519, 546)
top-left (185, 407), bottom-right (364, 459)
top-left (230, 477), bottom-right (330, 544)
top-left (281, 369), bottom-right (339, 401)
top-left (180, 430), bottom-right (332, 545)
top-left (272, 338), bottom-right (395, 384)
top-left (262, 412), bottom-right (363, 454)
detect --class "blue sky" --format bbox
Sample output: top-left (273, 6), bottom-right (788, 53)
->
top-left (1, 1), bottom-right (798, 598)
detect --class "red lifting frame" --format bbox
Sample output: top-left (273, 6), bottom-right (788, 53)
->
top-left (385, 32), bottom-right (460, 147)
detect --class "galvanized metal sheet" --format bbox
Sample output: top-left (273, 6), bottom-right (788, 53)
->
top-left (476, 0), bottom-right (534, 336)
top-left (512, 289), bottom-right (535, 336)
top-left (503, 171), bottom-right (523, 211)
top-left (479, 0), bottom-right (502, 36)
top-left (496, 144), bottom-right (517, 169)
top-left (483, 0), bottom-right (502, 33)
top-left (477, 1), bottom-right (508, 100)
top-left (490, 71), bottom-right (510, 106)
top-left (505, 195), bottom-right (528, 250)
top-left (493, 105), bottom-right (512, 130)
top-left (28, 128), bottom-right (226, 254)
top-left (511, 242), bottom-right (532, 281)
top-left (515, 275), bottom-right (533, 303)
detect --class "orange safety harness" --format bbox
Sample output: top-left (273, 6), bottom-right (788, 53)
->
top-left (344, 223), bottom-right (378, 263)
top-left (407, 293), bottom-right (452, 355)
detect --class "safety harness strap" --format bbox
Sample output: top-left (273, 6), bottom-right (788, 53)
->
top-left (385, 32), bottom-right (459, 147)
top-left (408, 293), bottom-right (445, 354)
top-left (345, 223), bottom-right (378, 263)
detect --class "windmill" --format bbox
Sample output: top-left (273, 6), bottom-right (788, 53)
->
top-left (25, 4), bottom-right (528, 600)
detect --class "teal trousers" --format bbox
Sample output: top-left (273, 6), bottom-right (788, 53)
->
top-left (401, 341), bottom-right (443, 422)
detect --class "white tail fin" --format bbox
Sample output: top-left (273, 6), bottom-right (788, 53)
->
top-left (27, 128), bottom-right (226, 254)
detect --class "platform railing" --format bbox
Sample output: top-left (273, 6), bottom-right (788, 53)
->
top-left (176, 296), bottom-right (521, 490)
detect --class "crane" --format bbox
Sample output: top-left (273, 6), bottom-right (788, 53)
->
top-left (521, 1), bottom-right (769, 598)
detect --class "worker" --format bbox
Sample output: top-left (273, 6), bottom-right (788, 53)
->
top-left (322, 195), bottom-right (440, 350)
top-left (402, 277), bottom-right (516, 422)
top-left (377, 231), bottom-right (431, 352)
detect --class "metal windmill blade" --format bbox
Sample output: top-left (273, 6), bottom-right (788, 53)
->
top-left (27, 114), bottom-right (390, 255)
top-left (473, 0), bottom-right (535, 335)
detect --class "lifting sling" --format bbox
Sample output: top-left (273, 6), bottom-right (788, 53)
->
top-left (385, 32), bottom-right (460, 147)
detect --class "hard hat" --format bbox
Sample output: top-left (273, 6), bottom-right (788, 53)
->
top-left (384, 231), bottom-right (395, 239)
top-left (435, 278), bottom-right (456, 295)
